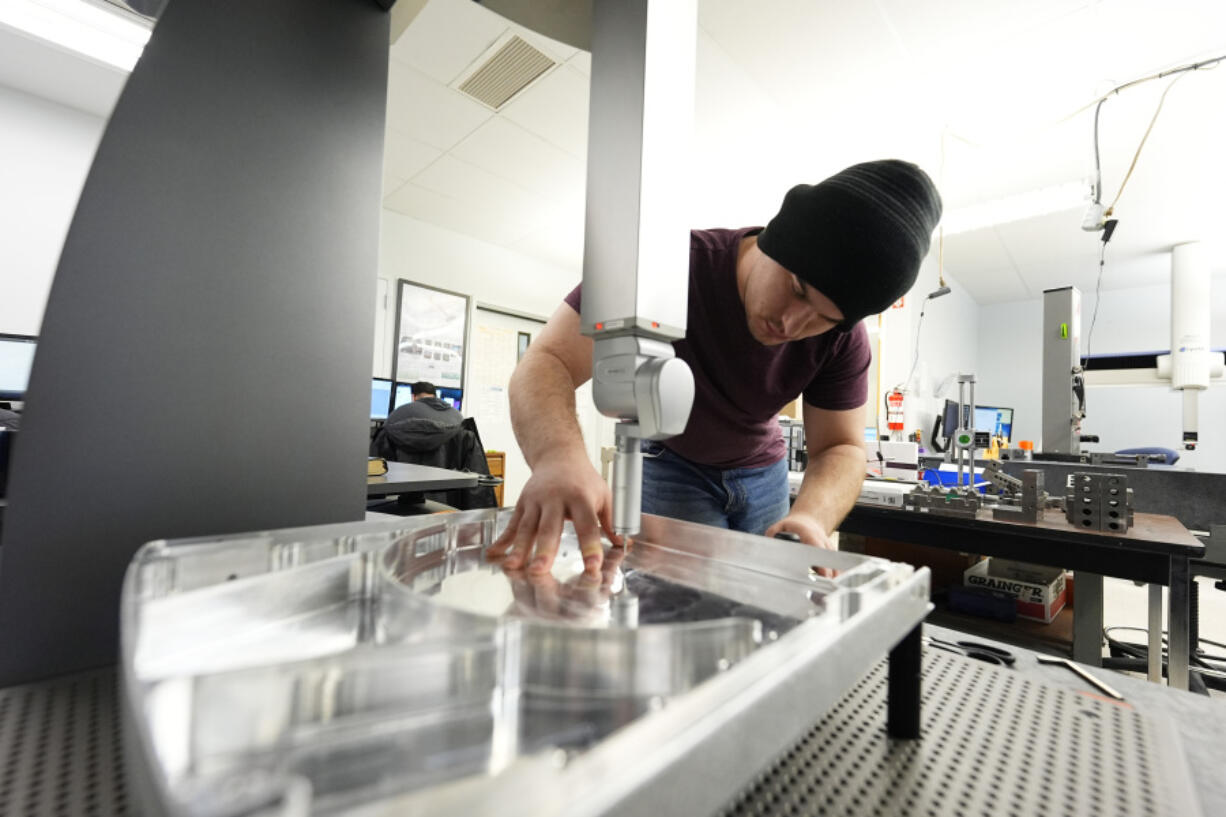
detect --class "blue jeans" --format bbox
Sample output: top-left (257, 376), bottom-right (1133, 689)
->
top-left (640, 442), bottom-right (791, 535)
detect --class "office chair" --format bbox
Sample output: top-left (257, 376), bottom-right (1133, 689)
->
top-left (369, 415), bottom-right (499, 512)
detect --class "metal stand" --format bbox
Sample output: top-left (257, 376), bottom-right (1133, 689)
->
top-left (887, 624), bottom-right (922, 739)
top-left (1148, 583), bottom-right (1163, 682)
top-left (1072, 572), bottom-right (1104, 666)
top-left (1169, 556), bottom-right (1191, 689)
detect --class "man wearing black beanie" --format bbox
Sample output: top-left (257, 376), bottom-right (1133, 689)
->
top-left (492, 159), bottom-right (942, 575)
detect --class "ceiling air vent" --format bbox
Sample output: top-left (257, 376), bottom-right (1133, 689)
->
top-left (456, 34), bottom-right (556, 111)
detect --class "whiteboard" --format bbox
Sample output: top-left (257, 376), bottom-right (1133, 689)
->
top-left (467, 306), bottom-right (613, 507)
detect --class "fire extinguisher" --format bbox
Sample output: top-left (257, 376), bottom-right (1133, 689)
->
top-left (886, 389), bottom-right (905, 438)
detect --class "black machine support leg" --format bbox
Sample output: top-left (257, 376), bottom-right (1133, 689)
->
top-left (888, 624), bottom-right (922, 739)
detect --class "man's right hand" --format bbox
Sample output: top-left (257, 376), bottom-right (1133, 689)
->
top-left (487, 449), bottom-right (623, 576)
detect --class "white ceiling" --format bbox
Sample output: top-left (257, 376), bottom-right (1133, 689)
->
top-left (381, 0), bottom-right (1226, 303)
top-left (3, 0), bottom-right (1225, 304)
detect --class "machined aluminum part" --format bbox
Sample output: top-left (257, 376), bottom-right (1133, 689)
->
top-left (121, 510), bottom-right (929, 817)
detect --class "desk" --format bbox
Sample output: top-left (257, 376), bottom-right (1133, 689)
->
top-left (366, 461), bottom-right (478, 498)
top-left (839, 503), bottom-right (1205, 689)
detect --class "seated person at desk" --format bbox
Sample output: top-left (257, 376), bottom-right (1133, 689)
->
top-left (492, 160), bottom-right (943, 575)
top-left (370, 381), bottom-right (496, 510)
top-left (372, 381), bottom-right (463, 458)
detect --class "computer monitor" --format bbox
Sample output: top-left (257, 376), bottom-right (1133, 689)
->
top-left (941, 399), bottom-right (960, 438)
top-left (0, 334), bottom-right (36, 401)
top-left (973, 405), bottom-right (1013, 443)
top-left (393, 382), bottom-right (463, 412)
top-left (370, 377), bottom-right (392, 420)
top-left (392, 381), bottom-right (413, 411)
top-left (939, 400), bottom-right (1013, 444)
top-left (436, 387), bottom-right (462, 412)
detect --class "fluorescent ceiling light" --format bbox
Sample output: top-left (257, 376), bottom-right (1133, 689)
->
top-left (0, 0), bottom-right (152, 72)
top-left (942, 181), bottom-right (1089, 235)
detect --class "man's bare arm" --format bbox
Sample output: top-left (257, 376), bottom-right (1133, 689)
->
top-left (507, 303), bottom-right (592, 469)
top-left (490, 303), bottom-right (620, 575)
top-left (766, 402), bottom-right (866, 548)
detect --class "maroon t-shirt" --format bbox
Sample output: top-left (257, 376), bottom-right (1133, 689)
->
top-left (565, 227), bottom-right (870, 469)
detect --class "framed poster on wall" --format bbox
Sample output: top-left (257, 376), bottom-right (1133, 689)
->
top-left (391, 280), bottom-right (471, 391)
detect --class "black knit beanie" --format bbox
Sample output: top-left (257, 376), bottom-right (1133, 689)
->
top-left (756, 160), bottom-right (942, 325)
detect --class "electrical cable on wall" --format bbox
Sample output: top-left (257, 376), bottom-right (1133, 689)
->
top-left (882, 285), bottom-right (951, 444)
top-left (1086, 52), bottom-right (1223, 228)
top-left (900, 286), bottom-right (950, 395)
top-left (1081, 218), bottom-right (1118, 397)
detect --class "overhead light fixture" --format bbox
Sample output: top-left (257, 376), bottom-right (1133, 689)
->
top-left (941, 181), bottom-right (1089, 235)
top-left (0, 0), bottom-right (152, 73)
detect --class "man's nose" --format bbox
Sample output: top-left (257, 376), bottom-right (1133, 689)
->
top-left (780, 304), bottom-right (806, 335)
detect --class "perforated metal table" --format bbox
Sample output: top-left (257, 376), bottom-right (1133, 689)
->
top-left (3, 631), bottom-right (1219, 817)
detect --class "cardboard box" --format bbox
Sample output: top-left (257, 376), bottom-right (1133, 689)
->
top-left (964, 558), bottom-right (1067, 623)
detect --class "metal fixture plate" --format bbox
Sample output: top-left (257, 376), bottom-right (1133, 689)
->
top-left (119, 510), bottom-right (929, 817)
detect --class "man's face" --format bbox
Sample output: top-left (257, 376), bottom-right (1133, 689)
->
top-left (742, 250), bottom-right (844, 346)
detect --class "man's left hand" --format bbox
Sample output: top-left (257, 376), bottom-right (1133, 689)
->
top-left (765, 513), bottom-right (834, 550)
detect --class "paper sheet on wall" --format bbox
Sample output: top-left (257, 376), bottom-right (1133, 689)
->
top-left (472, 325), bottom-right (518, 422)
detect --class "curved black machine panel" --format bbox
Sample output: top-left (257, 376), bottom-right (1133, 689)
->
top-left (0, 0), bottom-right (391, 684)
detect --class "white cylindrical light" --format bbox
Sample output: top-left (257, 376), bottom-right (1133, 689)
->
top-left (1170, 241), bottom-right (1210, 390)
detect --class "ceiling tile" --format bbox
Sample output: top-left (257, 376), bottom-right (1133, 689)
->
top-left (451, 116), bottom-right (584, 199)
top-left (566, 50), bottom-right (591, 76)
top-left (383, 128), bottom-right (442, 180)
top-left (498, 64), bottom-right (589, 158)
top-left (410, 154), bottom-right (548, 218)
top-left (390, 0), bottom-right (509, 85)
top-left (941, 228), bottom-right (1026, 303)
top-left (699, 1), bottom-right (908, 113)
top-left (372, 0), bottom-right (1226, 304)
top-left (384, 182), bottom-right (540, 247)
top-left (511, 221), bottom-right (584, 274)
top-left (993, 210), bottom-right (1102, 296)
top-left (386, 60), bottom-right (492, 151)
top-left (382, 172), bottom-right (407, 198)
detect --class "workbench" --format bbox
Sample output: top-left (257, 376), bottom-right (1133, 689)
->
top-left (838, 502), bottom-right (1205, 689)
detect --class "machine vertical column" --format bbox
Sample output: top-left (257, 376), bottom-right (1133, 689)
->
top-left (1042, 286), bottom-right (1083, 454)
top-left (581, 0), bottom-right (695, 340)
top-left (0, 0), bottom-right (390, 685)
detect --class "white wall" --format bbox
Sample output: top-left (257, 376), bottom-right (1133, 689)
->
top-left (375, 208), bottom-right (578, 379)
top-left (375, 209), bottom-right (619, 487)
top-left (0, 85), bottom-right (105, 334)
top-left (978, 277), bottom-right (1226, 472)
top-left (876, 256), bottom-right (981, 445)
top-left (975, 299), bottom-right (1043, 446)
